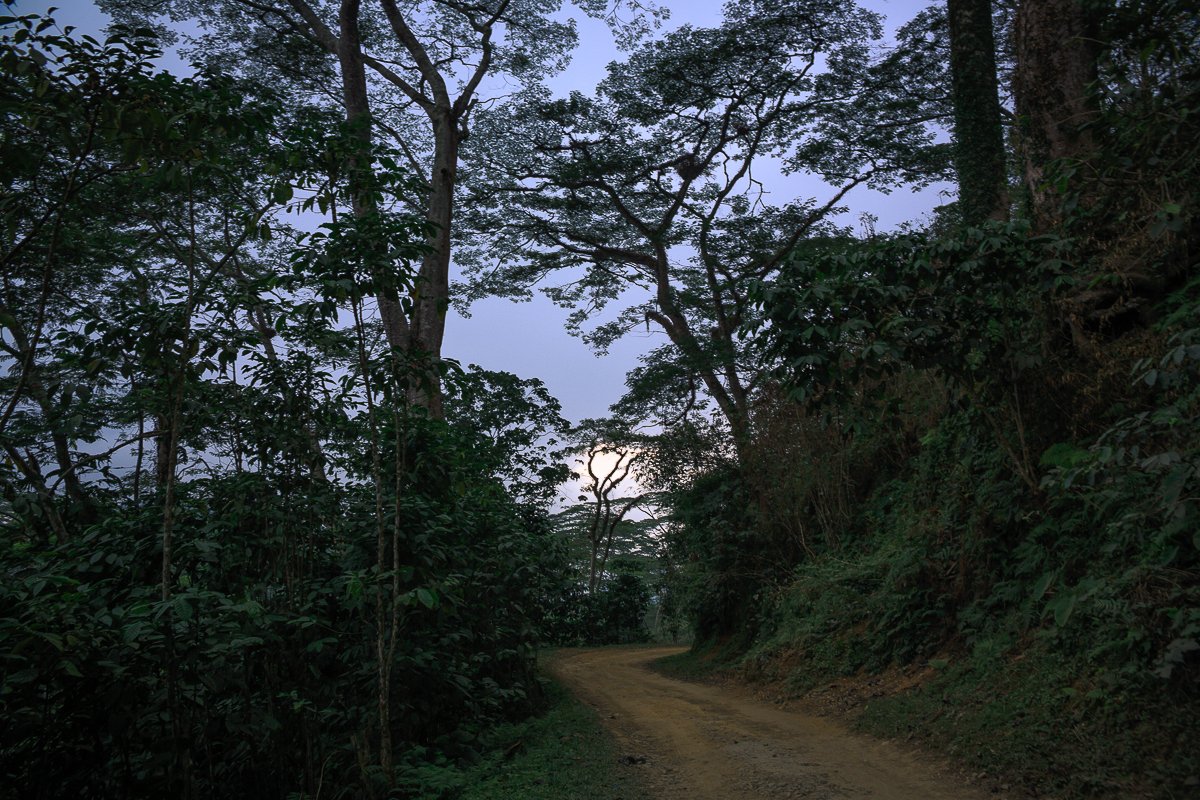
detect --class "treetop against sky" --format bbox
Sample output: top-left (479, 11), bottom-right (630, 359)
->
top-left (8, 0), bottom-right (945, 429)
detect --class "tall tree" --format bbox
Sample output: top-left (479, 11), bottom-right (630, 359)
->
top-left (460, 0), bottom-right (944, 454)
top-left (105, 0), bottom-right (661, 414)
top-left (947, 0), bottom-right (1008, 224)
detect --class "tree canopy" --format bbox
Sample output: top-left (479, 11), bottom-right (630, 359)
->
top-left (458, 0), bottom-right (949, 448)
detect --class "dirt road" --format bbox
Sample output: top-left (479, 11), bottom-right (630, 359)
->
top-left (546, 646), bottom-right (993, 800)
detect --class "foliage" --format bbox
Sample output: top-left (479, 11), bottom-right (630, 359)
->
top-left (754, 223), bottom-right (1071, 405)
top-left (539, 489), bottom-right (665, 646)
top-left (100, 0), bottom-right (668, 412)
top-left (641, 2), bottom-right (1200, 795)
top-left (0, 14), bottom-right (572, 799)
top-left (443, 365), bottom-right (571, 510)
top-left (0, 446), bottom-right (561, 798)
top-left (540, 571), bottom-right (653, 646)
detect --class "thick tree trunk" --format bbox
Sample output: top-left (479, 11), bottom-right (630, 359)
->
top-left (649, 281), bottom-right (752, 458)
top-left (407, 117), bottom-right (458, 418)
top-left (336, 1), bottom-right (413, 352)
top-left (947, 0), bottom-right (1009, 225)
top-left (1013, 0), bottom-right (1100, 230)
top-left (283, 0), bottom-right (479, 418)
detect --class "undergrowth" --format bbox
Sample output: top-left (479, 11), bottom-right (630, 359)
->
top-left (403, 674), bottom-right (649, 800)
top-left (855, 638), bottom-right (1198, 797)
top-left (674, 356), bottom-right (1200, 795)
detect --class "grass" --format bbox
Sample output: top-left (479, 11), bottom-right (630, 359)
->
top-left (453, 675), bottom-right (650, 800)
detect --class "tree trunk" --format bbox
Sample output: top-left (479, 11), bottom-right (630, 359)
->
top-left (155, 411), bottom-right (172, 490)
top-left (947, 0), bottom-right (1009, 225)
top-left (335, 0), bottom-right (446, 419)
top-left (648, 298), bottom-right (752, 457)
top-left (1013, 0), bottom-right (1100, 230)
top-left (406, 116), bottom-right (458, 418)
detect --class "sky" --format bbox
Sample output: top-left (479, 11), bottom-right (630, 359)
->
top-left (8, 0), bottom-right (946, 431)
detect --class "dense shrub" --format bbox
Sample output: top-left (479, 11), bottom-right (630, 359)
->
top-left (0, 421), bottom-right (564, 799)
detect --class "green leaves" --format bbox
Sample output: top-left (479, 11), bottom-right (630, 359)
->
top-left (0, 13), bottom-right (572, 799)
top-left (1031, 571), bottom-right (1056, 603)
top-left (757, 221), bottom-right (1071, 411)
top-left (443, 365), bottom-right (571, 510)
top-left (415, 587), bottom-right (438, 609)
top-left (1039, 443), bottom-right (1092, 470)
top-left (1155, 636), bottom-right (1200, 679)
top-left (1045, 590), bottom-right (1079, 628)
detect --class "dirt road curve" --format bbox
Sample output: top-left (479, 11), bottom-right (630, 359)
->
top-left (546, 646), bottom-right (993, 800)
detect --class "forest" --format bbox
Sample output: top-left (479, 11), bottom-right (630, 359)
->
top-left (0, 0), bottom-right (1196, 797)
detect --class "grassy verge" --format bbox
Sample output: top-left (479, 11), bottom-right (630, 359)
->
top-left (450, 675), bottom-right (650, 800)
